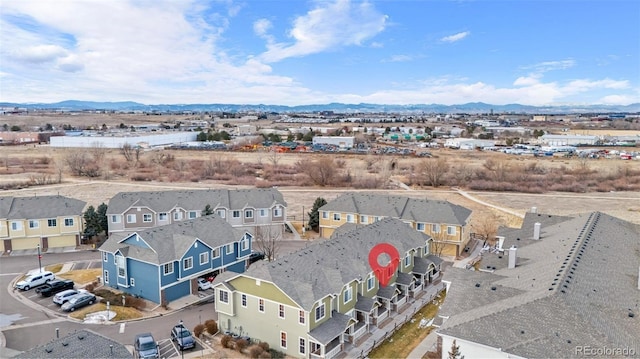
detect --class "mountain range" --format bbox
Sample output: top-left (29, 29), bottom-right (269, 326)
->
top-left (1, 100), bottom-right (639, 114)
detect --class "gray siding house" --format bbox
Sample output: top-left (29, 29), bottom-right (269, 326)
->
top-left (213, 218), bottom-right (444, 359)
top-left (99, 215), bottom-right (252, 304)
top-left (106, 188), bottom-right (287, 237)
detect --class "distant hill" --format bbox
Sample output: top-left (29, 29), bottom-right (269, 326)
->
top-left (1, 100), bottom-right (639, 114)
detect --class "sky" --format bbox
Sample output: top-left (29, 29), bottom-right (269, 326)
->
top-left (1, 0), bottom-right (639, 106)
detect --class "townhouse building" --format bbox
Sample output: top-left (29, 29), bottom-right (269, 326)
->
top-left (213, 218), bottom-right (444, 359)
top-left (435, 211), bottom-right (640, 358)
top-left (0, 195), bottom-right (86, 254)
top-left (319, 193), bottom-right (472, 258)
top-left (106, 188), bottom-right (287, 237)
top-left (99, 215), bottom-right (252, 304)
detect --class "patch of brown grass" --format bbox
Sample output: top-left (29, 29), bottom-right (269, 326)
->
top-left (57, 268), bottom-right (102, 284)
top-left (68, 302), bottom-right (143, 321)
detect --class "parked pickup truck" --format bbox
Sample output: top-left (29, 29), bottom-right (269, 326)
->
top-left (36, 279), bottom-right (75, 297)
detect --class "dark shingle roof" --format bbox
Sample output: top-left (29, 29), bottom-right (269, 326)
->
top-left (0, 195), bottom-right (86, 219)
top-left (238, 218), bottom-right (432, 311)
top-left (320, 193), bottom-right (471, 225)
top-left (99, 215), bottom-right (244, 264)
top-left (107, 188), bottom-right (286, 214)
top-left (438, 212), bottom-right (640, 358)
top-left (309, 311), bottom-right (355, 345)
top-left (14, 329), bottom-right (131, 359)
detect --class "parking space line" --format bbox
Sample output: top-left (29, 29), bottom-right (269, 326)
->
top-left (119, 323), bottom-right (126, 334)
top-left (27, 294), bottom-right (38, 299)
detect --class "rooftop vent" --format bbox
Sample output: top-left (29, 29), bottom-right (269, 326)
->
top-left (533, 222), bottom-right (541, 240)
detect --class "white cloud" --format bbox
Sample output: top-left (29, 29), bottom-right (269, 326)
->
top-left (599, 94), bottom-right (636, 105)
top-left (253, 18), bottom-right (272, 37)
top-left (522, 59), bottom-right (575, 73)
top-left (385, 55), bottom-right (413, 63)
top-left (10, 45), bottom-right (68, 63)
top-left (259, 0), bottom-right (388, 63)
top-left (440, 31), bottom-right (469, 43)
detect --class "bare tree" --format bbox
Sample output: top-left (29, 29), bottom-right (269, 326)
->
top-left (430, 230), bottom-right (449, 258)
top-left (121, 143), bottom-right (134, 162)
top-left (417, 158), bottom-right (450, 187)
top-left (301, 156), bottom-right (336, 186)
top-left (65, 151), bottom-right (100, 177)
top-left (483, 158), bottom-right (509, 181)
top-left (267, 149), bottom-right (281, 172)
top-left (89, 142), bottom-right (107, 165)
top-left (471, 212), bottom-right (500, 247)
top-left (253, 225), bottom-right (282, 261)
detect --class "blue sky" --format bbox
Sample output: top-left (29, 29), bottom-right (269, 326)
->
top-left (1, 0), bottom-right (638, 106)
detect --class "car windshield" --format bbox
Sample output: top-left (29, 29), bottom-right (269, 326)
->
top-left (140, 341), bottom-right (156, 350)
top-left (177, 328), bottom-right (191, 338)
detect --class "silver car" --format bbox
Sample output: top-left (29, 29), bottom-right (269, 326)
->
top-left (53, 289), bottom-right (86, 305)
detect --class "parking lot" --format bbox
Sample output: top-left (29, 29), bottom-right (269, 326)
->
top-left (156, 337), bottom-right (206, 358)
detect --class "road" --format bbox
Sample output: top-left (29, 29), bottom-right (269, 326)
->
top-left (0, 240), bottom-right (311, 355)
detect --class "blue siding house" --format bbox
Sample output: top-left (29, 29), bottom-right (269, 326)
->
top-left (99, 215), bottom-right (252, 304)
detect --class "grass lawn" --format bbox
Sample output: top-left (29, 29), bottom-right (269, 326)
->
top-left (58, 268), bottom-right (102, 284)
top-left (45, 264), bottom-right (63, 273)
top-left (69, 302), bottom-right (143, 321)
top-left (368, 291), bottom-right (446, 359)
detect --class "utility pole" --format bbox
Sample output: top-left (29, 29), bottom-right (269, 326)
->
top-left (37, 244), bottom-right (42, 273)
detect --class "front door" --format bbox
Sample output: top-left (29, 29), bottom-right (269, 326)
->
top-left (3, 240), bottom-right (11, 254)
top-left (41, 237), bottom-right (48, 250)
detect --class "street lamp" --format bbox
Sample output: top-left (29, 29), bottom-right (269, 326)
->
top-left (37, 244), bottom-right (42, 273)
top-left (179, 320), bottom-right (185, 359)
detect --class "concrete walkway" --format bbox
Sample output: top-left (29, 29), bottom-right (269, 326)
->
top-left (452, 239), bottom-right (483, 269)
top-left (408, 331), bottom-right (438, 358)
top-left (454, 188), bottom-right (525, 219)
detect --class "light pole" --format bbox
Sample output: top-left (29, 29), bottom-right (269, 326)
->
top-left (37, 244), bottom-right (42, 273)
top-left (179, 320), bottom-right (184, 359)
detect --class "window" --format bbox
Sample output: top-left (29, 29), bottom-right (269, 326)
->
top-left (241, 238), bottom-right (249, 251)
top-left (241, 294), bottom-right (247, 307)
top-left (163, 263), bottom-right (173, 275)
top-left (299, 338), bottom-right (306, 355)
top-left (447, 226), bottom-right (456, 235)
top-left (103, 252), bottom-right (108, 262)
top-left (111, 215), bottom-right (121, 223)
top-left (374, 216), bottom-right (382, 222)
top-left (244, 210), bottom-right (253, 219)
top-left (280, 332), bottom-right (287, 349)
top-left (299, 310), bottom-right (305, 324)
top-left (64, 218), bottom-right (74, 226)
top-left (360, 215), bottom-right (368, 223)
top-left (143, 214), bottom-right (152, 222)
top-left (322, 211), bottom-right (328, 219)
top-left (116, 256), bottom-right (126, 277)
top-left (130, 278), bottom-right (135, 287)
top-left (232, 210), bottom-right (241, 218)
top-left (226, 243), bottom-right (234, 255)
top-left (219, 290), bottom-right (229, 304)
top-left (432, 224), bottom-right (441, 233)
top-left (174, 212), bottom-right (183, 220)
top-left (417, 223), bottom-right (425, 231)
top-left (315, 303), bottom-right (325, 321)
top-left (346, 214), bottom-right (355, 223)
top-left (47, 219), bottom-right (57, 227)
top-left (333, 213), bottom-right (341, 221)
top-left (29, 220), bottom-right (39, 229)
top-left (158, 213), bottom-right (168, 221)
top-left (104, 270), bottom-right (109, 284)
top-left (260, 209), bottom-right (268, 217)
top-left (183, 257), bottom-right (193, 270)
top-left (279, 304), bottom-right (285, 318)
top-left (404, 255), bottom-right (411, 267)
top-left (11, 221), bottom-right (22, 231)
top-left (273, 207), bottom-right (282, 217)
top-left (188, 211), bottom-right (197, 219)
top-left (343, 286), bottom-right (353, 304)
top-left (424, 244), bottom-right (430, 256)
top-left (259, 298), bottom-right (265, 312)
top-left (367, 275), bottom-right (375, 291)
top-left (216, 209), bottom-right (225, 218)
top-left (126, 214), bottom-right (136, 223)
top-left (199, 252), bottom-right (209, 265)
top-left (212, 248), bottom-right (220, 258)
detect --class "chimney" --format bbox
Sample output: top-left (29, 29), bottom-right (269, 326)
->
top-left (533, 222), bottom-right (541, 240)
top-left (497, 236), bottom-right (505, 251)
top-left (508, 246), bottom-right (517, 269)
top-left (530, 207), bottom-right (537, 214)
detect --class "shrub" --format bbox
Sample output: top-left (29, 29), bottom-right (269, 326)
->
top-left (248, 345), bottom-right (264, 358)
top-left (236, 338), bottom-right (249, 352)
top-left (161, 298), bottom-right (169, 310)
top-left (258, 350), bottom-right (272, 358)
top-left (193, 324), bottom-right (204, 338)
top-left (84, 283), bottom-right (95, 293)
top-left (220, 334), bottom-right (232, 349)
top-left (258, 342), bottom-right (270, 352)
top-left (204, 319), bottom-right (217, 335)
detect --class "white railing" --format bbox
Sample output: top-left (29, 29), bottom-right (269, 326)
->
top-left (396, 295), bottom-right (407, 306)
top-left (353, 323), bottom-right (368, 339)
top-left (310, 351), bottom-right (323, 359)
top-left (377, 308), bottom-right (389, 323)
top-left (325, 344), bottom-right (342, 359)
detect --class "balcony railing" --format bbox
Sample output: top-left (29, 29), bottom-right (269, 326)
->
top-left (376, 308), bottom-right (389, 323)
top-left (325, 343), bottom-right (342, 359)
top-left (353, 322), bottom-right (368, 339)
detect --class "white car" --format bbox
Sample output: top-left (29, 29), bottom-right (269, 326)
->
top-left (15, 271), bottom-right (55, 291)
top-left (197, 278), bottom-right (211, 291)
top-left (53, 289), bottom-right (87, 305)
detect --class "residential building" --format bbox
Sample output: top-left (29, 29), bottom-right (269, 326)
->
top-left (213, 218), bottom-right (444, 359)
top-left (435, 211), bottom-right (640, 358)
top-left (106, 188), bottom-right (287, 238)
top-left (13, 329), bottom-right (131, 359)
top-left (0, 195), bottom-right (86, 254)
top-left (99, 215), bottom-right (252, 304)
top-left (319, 193), bottom-right (472, 258)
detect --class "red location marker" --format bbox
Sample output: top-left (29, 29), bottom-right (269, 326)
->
top-left (368, 243), bottom-right (400, 287)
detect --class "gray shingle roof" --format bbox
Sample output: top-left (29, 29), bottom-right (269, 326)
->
top-left (355, 294), bottom-right (378, 312)
top-left (438, 212), bottom-right (640, 358)
top-left (320, 193), bottom-right (471, 225)
top-left (0, 195), bottom-right (86, 219)
top-left (107, 188), bottom-right (286, 214)
top-left (14, 329), bottom-right (131, 359)
top-left (99, 215), bottom-right (244, 264)
top-left (239, 218), bottom-right (432, 311)
top-left (309, 311), bottom-right (355, 345)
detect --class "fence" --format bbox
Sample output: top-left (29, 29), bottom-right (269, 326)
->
top-left (356, 283), bottom-right (446, 359)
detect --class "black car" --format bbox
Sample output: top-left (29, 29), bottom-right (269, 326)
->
top-left (249, 251), bottom-right (265, 264)
top-left (36, 279), bottom-right (75, 297)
